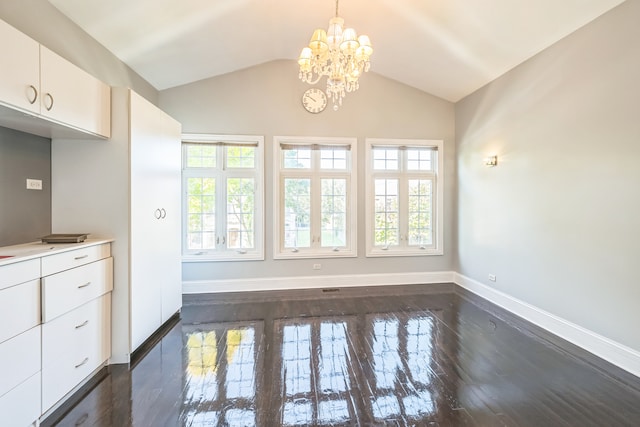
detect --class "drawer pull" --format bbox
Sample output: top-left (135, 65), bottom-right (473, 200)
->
top-left (77, 281), bottom-right (92, 289)
top-left (75, 357), bottom-right (89, 368)
top-left (74, 254), bottom-right (89, 260)
top-left (75, 320), bottom-right (89, 329)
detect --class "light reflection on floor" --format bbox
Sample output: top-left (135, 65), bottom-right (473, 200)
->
top-left (180, 311), bottom-right (441, 426)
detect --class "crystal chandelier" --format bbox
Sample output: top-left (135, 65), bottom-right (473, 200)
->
top-left (298, 0), bottom-right (373, 110)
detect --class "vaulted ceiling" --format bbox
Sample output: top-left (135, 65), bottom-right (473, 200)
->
top-left (48, 0), bottom-right (625, 102)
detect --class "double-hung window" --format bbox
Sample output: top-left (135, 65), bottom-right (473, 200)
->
top-left (182, 134), bottom-right (264, 261)
top-left (274, 136), bottom-right (357, 259)
top-left (365, 139), bottom-right (443, 257)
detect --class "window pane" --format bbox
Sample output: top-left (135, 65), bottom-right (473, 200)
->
top-left (284, 179), bottom-right (311, 248)
top-left (321, 179), bottom-right (347, 247)
top-left (283, 147), bottom-right (311, 169)
top-left (227, 178), bottom-right (255, 249)
top-left (408, 179), bottom-right (432, 246)
top-left (186, 144), bottom-right (216, 168)
top-left (373, 148), bottom-right (398, 170)
top-left (407, 149), bottom-right (432, 171)
top-left (320, 148), bottom-right (347, 170)
top-left (227, 146), bottom-right (255, 168)
top-left (187, 178), bottom-right (216, 250)
top-left (374, 179), bottom-right (399, 246)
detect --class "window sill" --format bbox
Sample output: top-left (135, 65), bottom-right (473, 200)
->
top-left (365, 248), bottom-right (443, 258)
top-left (182, 253), bottom-right (264, 262)
top-left (273, 250), bottom-right (357, 260)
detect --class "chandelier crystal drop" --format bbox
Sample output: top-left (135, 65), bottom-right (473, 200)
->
top-left (298, 0), bottom-right (373, 110)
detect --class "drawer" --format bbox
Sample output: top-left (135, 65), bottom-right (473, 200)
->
top-left (42, 257), bottom-right (113, 322)
top-left (41, 243), bottom-right (111, 276)
top-left (0, 371), bottom-right (41, 427)
top-left (0, 326), bottom-right (40, 397)
top-left (42, 295), bottom-right (111, 411)
top-left (0, 279), bottom-right (40, 344)
top-left (0, 258), bottom-right (40, 291)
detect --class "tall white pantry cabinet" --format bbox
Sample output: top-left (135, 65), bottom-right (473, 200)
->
top-left (52, 88), bottom-right (182, 363)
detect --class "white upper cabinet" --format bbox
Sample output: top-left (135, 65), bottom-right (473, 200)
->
top-left (40, 46), bottom-right (111, 138)
top-left (0, 19), bottom-right (40, 115)
top-left (0, 19), bottom-right (111, 138)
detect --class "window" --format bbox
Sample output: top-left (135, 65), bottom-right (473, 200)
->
top-left (365, 139), bottom-right (443, 257)
top-left (182, 134), bottom-right (264, 261)
top-left (274, 137), bottom-right (357, 259)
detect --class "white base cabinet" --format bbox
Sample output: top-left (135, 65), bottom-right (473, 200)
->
top-left (0, 240), bottom-right (113, 426)
top-left (42, 295), bottom-right (111, 411)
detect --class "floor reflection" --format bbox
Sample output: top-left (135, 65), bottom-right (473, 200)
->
top-left (47, 287), bottom-right (640, 427)
top-left (182, 322), bottom-right (261, 427)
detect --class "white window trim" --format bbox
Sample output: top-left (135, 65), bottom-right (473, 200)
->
top-left (365, 138), bottom-right (444, 257)
top-left (182, 133), bottom-right (264, 262)
top-left (273, 136), bottom-right (358, 259)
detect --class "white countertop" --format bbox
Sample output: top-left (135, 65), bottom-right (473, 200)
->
top-left (0, 238), bottom-right (114, 267)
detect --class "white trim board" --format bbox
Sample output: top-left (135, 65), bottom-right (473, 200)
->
top-left (182, 271), bottom-right (455, 294)
top-left (454, 273), bottom-right (640, 379)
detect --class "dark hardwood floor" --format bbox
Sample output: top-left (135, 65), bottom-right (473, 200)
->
top-left (47, 284), bottom-right (640, 426)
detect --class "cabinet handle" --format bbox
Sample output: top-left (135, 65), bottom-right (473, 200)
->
top-left (74, 254), bottom-right (89, 260)
top-left (161, 208), bottom-right (167, 219)
top-left (75, 357), bottom-right (89, 368)
top-left (77, 281), bottom-right (91, 289)
top-left (44, 93), bottom-right (54, 111)
top-left (75, 413), bottom-right (89, 426)
top-left (75, 320), bottom-right (89, 329)
top-left (27, 85), bottom-right (38, 104)
top-left (155, 208), bottom-right (162, 219)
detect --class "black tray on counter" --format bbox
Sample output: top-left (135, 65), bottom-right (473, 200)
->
top-left (40, 234), bottom-right (88, 243)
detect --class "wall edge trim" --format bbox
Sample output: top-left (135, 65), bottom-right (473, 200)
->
top-left (454, 272), bottom-right (640, 379)
top-left (182, 271), bottom-right (455, 294)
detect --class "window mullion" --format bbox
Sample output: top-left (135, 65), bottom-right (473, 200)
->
top-left (217, 168), bottom-right (228, 251)
top-left (311, 167), bottom-right (321, 249)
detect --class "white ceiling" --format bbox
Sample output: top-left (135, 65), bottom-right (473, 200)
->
top-left (48, 0), bottom-right (625, 102)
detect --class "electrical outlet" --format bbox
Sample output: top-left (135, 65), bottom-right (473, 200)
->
top-left (488, 274), bottom-right (496, 282)
top-left (26, 179), bottom-right (42, 190)
top-left (313, 264), bottom-right (321, 270)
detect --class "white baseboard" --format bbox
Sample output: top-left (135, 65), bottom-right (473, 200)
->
top-left (454, 273), bottom-right (640, 379)
top-left (182, 270), bottom-right (455, 294)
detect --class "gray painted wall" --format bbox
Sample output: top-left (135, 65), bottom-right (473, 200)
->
top-left (159, 60), bottom-right (456, 282)
top-left (0, 127), bottom-right (51, 246)
top-left (455, 0), bottom-right (640, 351)
top-left (0, 0), bottom-right (158, 103)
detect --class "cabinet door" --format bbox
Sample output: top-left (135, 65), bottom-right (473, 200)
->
top-left (39, 46), bottom-right (111, 138)
top-left (129, 91), bottom-right (181, 350)
top-left (159, 110), bottom-right (182, 323)
top-left (0, 19), bottom-right (40, 114)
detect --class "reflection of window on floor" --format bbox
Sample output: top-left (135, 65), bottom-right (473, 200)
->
top-left (367, 314), bottom-right (437, 422)
top-left (183, 323), bottom-right (260, 427)
top-left (278, 318), bottom-right (355, 426)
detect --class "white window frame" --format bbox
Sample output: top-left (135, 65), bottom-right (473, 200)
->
top-left (365, 138), bottom-right (443, 257)
top-left (182, 133), bottom-right (264, 262)
top-left (273, 136), bottom-right (358, 259)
